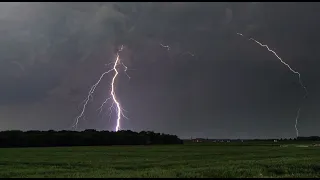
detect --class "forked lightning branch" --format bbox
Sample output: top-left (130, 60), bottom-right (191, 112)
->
top-left (73, 45), bottom-right (129, 131)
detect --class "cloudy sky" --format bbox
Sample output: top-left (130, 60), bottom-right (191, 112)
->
top-left (1, 2), bottom-right (320, 139)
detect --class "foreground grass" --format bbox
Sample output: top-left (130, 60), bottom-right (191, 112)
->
top-left (1, 142), bottom-right (320, 178)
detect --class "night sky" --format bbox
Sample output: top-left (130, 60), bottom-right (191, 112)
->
top-left (1, 2), bottom-right (320, 139)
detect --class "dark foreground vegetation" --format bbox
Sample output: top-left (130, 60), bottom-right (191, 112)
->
top-left (0, 130), bottom-right (183, 147)
top-left (1, 141), bottom-right (320, 178)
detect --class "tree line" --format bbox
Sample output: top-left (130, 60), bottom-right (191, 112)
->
top-left (0, 130), bottom-right (183, 148)
top-left (296, 136), bottom-right (320, 141)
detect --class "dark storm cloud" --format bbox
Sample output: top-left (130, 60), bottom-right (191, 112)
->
top-left (119, 3), bottom-right (320, 138)
top-left (0, 2), bottom-right (233, 105)
top-left (2, 2), bottom-right (320, 138)
top-left (0, 2), bottom-right (129, 104)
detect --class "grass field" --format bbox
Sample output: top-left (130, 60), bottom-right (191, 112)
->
top-left (1, 142), bottom-right (320, 178)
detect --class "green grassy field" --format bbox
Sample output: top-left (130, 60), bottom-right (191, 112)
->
top-left (1, 142), bottom-right (320, 178)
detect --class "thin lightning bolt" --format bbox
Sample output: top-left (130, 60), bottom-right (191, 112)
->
top-left (183, 52), bottom-right (195, 56)
top-left (160, 43), bottom-right (170, 50)
top-left (73, 68), bottom-right (114, 129)
top-left (121, 62), bottom-right (131, 80)
top-left (237, 33), bottom-right (308, 137)
top-left (73, 45), bottom-right (128, 131)
top-left (295, 108), bottom-right (301, 138)
top-left (159, 43), bottom-right (197, 60)
top-left (179, 51), bottom-right (199, 61)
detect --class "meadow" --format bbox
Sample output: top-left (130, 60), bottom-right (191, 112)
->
top-left (1, 141), bottom-right (320, 178)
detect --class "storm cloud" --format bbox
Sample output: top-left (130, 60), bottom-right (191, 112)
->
top-left (1, 3), bottom-right (320, 138)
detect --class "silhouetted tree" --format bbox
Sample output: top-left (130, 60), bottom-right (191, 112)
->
top-left (0, 130), bottom-right (183, 148)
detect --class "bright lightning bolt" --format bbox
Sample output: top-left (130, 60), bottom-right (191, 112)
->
top-left (73, 45), bottom-right (128, 132)
top-left (110, 46), bottom-right (123, 132)
top-left (237, 33), bottom-right (308, 138)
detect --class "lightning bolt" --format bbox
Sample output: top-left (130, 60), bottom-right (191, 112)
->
top-left (160, 43), bottom-right (170, 50)
top-left (159, 43), bottom-right (197, 60)
top-left (237, 33), bottom-right (308, 137)
top-left (73, 45), bottom-right (129, 131)
top-left (295, 108), bottom-right (301, 138)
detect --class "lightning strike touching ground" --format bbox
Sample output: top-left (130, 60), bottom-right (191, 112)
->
top-left (237, 33), bottom-right (308, 137)
top-left (73, 45), bottom-right (128, 131)
top-left (295, 108), bottom-right (301, 138)
top-left (110, 46), bottom-right (124, 132)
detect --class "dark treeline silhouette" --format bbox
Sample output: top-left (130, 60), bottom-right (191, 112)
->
top-left (253, 137), bottom-right (320, 141)
top-left (244, 137), bottom-right (319, 141)
top-left (185, 137), bottom-right (320, 142)
top-left (296, 136), bottom-right (320, 141)
top-left (0, 130), bottom-right (183, 148)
